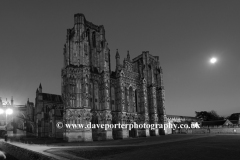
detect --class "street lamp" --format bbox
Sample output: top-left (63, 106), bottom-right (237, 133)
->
top-left (0, 109), bottom-right (4, 114)
top-left (6, 108), bottom-right (13, 115)
top-left (0, 102), bottom-right (13, 141)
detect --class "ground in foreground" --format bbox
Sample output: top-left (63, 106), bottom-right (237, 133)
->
top-left (46, 134), bottom-right (240, 160)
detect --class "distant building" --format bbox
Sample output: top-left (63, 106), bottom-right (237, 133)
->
top-left (166, 115), bottom-right (201, 134)
top-left (167, 115), bottom-right (200, 123)
top-left (12, 99), bottom-right (35, 138)
top-left (35, 84), bottom-right (63, 138)
top-left (0, 97), bottom-right (34, 138)
top-left (0, 86), bottom-right (64, 139)
top-left (201, 119), bottom-right (239, 128)
top-left (0, 97), bottom-right (14, 136)
top-left (200, 113), bottom-right (240, 128)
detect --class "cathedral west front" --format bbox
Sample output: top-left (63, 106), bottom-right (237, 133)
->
top-left (61, 13), bottom-right (167, 142)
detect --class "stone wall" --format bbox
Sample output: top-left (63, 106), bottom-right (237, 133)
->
top-left (207, 128), bottom-right (240, 134)
top-left (0, 141), bottom-right (57, 160)
top-left (174, 127), bottom-right (240, 134)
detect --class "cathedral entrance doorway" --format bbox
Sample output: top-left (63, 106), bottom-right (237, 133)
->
top-left (129, 123), bottom-right (137, 138)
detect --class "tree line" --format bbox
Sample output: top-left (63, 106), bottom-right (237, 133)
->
top-left (195, 110), bottom-right (240, 121)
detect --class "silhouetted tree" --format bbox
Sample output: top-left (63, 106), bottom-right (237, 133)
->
top-left (195, 110), bottom-right (224, 121)
top-left (228, 113), bottom-right (240, 120)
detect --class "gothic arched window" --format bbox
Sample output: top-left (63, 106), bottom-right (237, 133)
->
top-left (148, 65), bottom-right (152, 84)
top-left (86, 29), bottom-right (89, 39)
top-left (111, 87), bottom-right (115, 111)
top-left (92, 32), bottom-right (96, 47)
top-left (125, 87), bottom-right (128, 112)
top-left (89, 82), bottom-right (93, 109)
top-left (129, 87), bottom-right (133, 112)
top-left (94, 81), bottom-right (99, 110)
top-left (135, 89), bottom-right (138, 113)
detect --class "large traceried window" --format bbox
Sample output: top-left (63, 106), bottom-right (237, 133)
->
top-left (92, 31), bottom-right (96, 47)
top-left (76, 79), bottom-right (80, 107)
top-left (125, 87), bottom-right (128, 112)
top-left (129, 87), bottom-right (133, 112)
top-left (89, 82), bottom-right (93, 109)
top-left (70, 77), bottom-right (75, 107)
top-left (86, 29), bottom-right (90, 40)
top-left (135, 89), bottom-right (138, 113)
top-left (148, 65), bottom-right (152, 84)
top-left (94, 81), bottom-right (99, 110)
top-left (137, 89), bottom-right (141, 113)
top-left (111, 87), bottom-right (115, 111)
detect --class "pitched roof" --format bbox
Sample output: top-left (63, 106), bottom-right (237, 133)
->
top-left (167, 115), bottom-right (200, 120)
top-left (41, 93), bottom-right (63, 103)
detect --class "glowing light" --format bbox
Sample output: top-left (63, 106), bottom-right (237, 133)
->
top-left (210, 57), bottom-right (217, 64)
top-left (0, 109), bottom-right (4, 114)
top-left (6, 108), bottom-right (13, 115)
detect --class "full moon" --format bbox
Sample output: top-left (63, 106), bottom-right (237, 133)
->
top-left (210, 57), bottom-right (217, 64)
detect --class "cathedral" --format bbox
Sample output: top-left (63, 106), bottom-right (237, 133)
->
top-left (61, 13), bottom-right (167, 142)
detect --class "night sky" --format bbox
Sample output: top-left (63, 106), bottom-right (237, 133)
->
top-left (1, 0), bottom-right (240, 117)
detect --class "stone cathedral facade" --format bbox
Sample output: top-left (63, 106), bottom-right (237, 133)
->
top-left (61, 13), bottom-right (167, 142)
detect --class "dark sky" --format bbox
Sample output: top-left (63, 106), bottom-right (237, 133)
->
top-left (1, 0), bottom-right (240, 117)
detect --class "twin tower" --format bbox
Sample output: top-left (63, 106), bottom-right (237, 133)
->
top-left (61, 13), bottom-right (167, 142)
